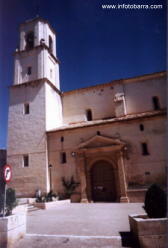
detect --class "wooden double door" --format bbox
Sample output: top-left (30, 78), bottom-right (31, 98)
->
top-left (91, 160), bottom-right (116, 202)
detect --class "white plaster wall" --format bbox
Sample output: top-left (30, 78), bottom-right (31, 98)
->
top-left (14, 57), bottom-right (20, 85)
top-left (45, 84), bottom-right (62, 130)
top-left (8, 83), bottom-right (46, 153)
top-left (7, 82), bottom-right (49, 196)
top-left (63, 85), bottom-right (116, 124)
top-left (62, 75), bottom-right (166, 123)
top-left (14, 49), bottom-right (60, 88)
top-left (43, 50), bottom-right (60, 89)
top-left (44, 23), bottom-right (56, 56)
top-left (124, 77), bottom-right (166, 114)
top-left (14, 50), bottom-right (38, 84)
top-left (47, 115), bottom-right (166, 194)
top-left (8, 152), bottom-right (48, 197)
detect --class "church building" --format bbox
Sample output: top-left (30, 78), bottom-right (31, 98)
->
top-left (7, 17), bottom-right (166, 203)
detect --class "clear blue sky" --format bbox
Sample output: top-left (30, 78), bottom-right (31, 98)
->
top-left (0, 0), bottom-right (166, 149)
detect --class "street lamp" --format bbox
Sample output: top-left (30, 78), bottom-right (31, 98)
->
top-left (49, 164), bottom-right (52, 191)
top-left (71, 151), bottom-right (76, 157)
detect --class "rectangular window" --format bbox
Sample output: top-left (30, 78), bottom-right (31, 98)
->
top-left (152, 96), bottom-right (160, 110)
top-left (24, 103), bottom-right (29, 114)
top-left (141, 143), bottom-right (149, 156)
top-left (23, 155), bottom-right (29, 167)
top-left (139, 124), bottom-right (144, 131)
top-left (27, 66), bottom-right (32, 75)
top-left (60, 152), bottom-right (67, 164)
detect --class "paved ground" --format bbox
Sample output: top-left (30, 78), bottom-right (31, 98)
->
top-left (13, 203), bottom-right (145, 248)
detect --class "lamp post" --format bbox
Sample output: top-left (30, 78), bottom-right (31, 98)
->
top-left (49, 164), bottom-right (52, 191)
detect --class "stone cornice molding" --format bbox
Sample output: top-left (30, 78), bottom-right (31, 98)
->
top-left (47, 110), bottom-right (166, 133)
top-left (10, 78), bottom-right (62, 96)
top-left (14, 45), bottom-right (60, 64)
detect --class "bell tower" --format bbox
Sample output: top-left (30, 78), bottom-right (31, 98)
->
top-left (7, 17), bottom-right (62, 196)
top-left (14, 17), bottom-right (60, 89)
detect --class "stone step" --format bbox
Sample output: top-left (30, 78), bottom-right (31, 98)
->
top-left (12, 234), bottom-right (132, 248)
top-left (27, 204), bottom-right (39, 212)
top-left (17, 198), bottom-right (35, 205)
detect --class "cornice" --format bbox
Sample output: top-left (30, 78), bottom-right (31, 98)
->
top-left (10, 78), bottom-right (62, 96)
top-left (47, 109), bottom-right (166, 133)
top-left (14, 44), bottom-right (60, 64)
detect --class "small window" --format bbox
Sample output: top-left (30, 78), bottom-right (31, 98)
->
top-left (97, 131), bottom-right (101, 135)
top-left (152, 96), bottom-right (160, 110)
top-left (139, 124), bottom-right (144, 131)
top-left (24, 103), bottom-right (29, 114)
top-left (60, 152), bottom-right (66, 164)
top-left (23, 155), bottom-right (29, 167)
top-left (27, 66), bottom-right (32, 75)
top-left (86, 109), bottom-right (92, 121)
top-left (60, 136), bottom-right (64, 142)
top-left (141, 143), bottom-right (149, 156)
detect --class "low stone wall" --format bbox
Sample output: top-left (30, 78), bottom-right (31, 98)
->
top-left (17, 198), bottom-right (35, 205)
top-left (129, 214), bottom-right (167, 248)
top-left (33, 199), bottom-right (70, 209)
top-left (0, 212), bottom-right (26, 248)
top-left (13, 204), bottom-right (28, 214)
top-left (127, 188), bottom-right (147, 202)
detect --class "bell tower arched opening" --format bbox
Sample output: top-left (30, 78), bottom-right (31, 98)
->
top-left (25, 31), bottom-right (34, 50)
top-left (49, 35), bottom-right (53, 53)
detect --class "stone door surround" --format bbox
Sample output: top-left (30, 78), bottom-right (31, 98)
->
top-left (75, 135), bottom-right (129, 203)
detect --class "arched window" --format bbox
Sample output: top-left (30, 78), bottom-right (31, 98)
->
top-left (152, 96), bottom-right (160, 110)
top-left (86, 109), bottom-right (92, 121)
top-left (49, 35), bottom-right (53, 53)
top-left (25, 31), bottom-right (34, 50)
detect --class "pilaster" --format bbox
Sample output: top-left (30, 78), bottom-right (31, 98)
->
top-left (117, 151), bottom-right (129, 202)
top-left (76, 152), bottom-right (88, 203)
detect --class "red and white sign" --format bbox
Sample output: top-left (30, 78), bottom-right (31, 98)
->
top-left (3, 165), bottom-right (12, 183)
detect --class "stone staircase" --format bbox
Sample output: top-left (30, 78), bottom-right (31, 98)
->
top-left (27, 204), bottom-right (39, 212)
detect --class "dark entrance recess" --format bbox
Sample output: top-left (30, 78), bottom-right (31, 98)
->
top-left (91, 161), bottom-right (116, 202)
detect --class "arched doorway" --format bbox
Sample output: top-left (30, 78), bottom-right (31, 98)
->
top-left (90, 160), bottom-right (116, 202)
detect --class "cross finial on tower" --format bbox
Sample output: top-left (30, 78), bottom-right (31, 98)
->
top-left (35, 0), bottom-right (40, 18)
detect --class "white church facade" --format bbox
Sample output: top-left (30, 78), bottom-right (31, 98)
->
top-left (7, 17), bottom-right (166, 202)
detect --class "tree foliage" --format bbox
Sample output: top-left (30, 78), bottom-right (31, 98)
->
top-left (62, 176), bottom-right (80, 198)
top-left (143, 184), bottom-right (167, 218)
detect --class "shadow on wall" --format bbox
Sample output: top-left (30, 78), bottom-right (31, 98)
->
top-left (0, 150), bottom-right (6, 195)
top-left (9, 81), bottom-right (43, 106)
